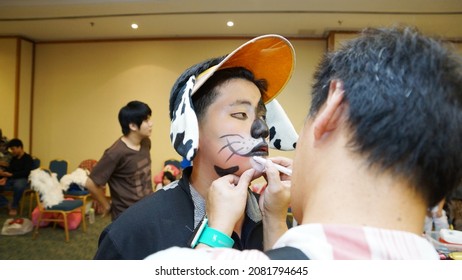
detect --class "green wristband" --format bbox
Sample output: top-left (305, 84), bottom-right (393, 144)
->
top-left (198, 224), bottom-right (235, 248)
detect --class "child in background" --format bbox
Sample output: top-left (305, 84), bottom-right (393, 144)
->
top-left (154, 164), bottom-right (180, 191)
top-left (424, 199), bottom-right (450, 233)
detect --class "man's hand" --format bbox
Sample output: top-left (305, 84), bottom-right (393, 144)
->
top-left (101, 203), bottom-right (111, 218)
top-left (259, 157), bottom-right (292, 218)
top-left (85, 178), bottom-right (111, 219)
top-left (259, 157), bottom-right (292, 249)
top-left (206, 168), bottom-right (255, 236)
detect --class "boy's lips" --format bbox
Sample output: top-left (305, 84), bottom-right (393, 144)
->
top-left (250, 143), bottom-right (269, 156)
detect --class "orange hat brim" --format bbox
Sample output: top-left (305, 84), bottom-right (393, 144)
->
top-left (192, 34), bottom-right (295, 104)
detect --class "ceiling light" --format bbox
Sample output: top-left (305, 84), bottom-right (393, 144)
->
top-left (131, 23), bottom-right (139, 29)
top-left (227, 21), bottom-right (234, 27)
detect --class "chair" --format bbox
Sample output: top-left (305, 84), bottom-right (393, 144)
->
top-left (49, 159), bottom-right (68, 181)
top-left (31, 168), bottom-right (86, 242)
top-left (63, 159), bottom-right (98, 217)
top-left (19, 156), bottom-right (41, 217)
top-left (32, 192), bottom-right (87, 242)
top-left (32, 157), bottom-right (41, 170)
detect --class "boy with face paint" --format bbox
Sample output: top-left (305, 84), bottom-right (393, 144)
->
top-left (94, 35), bottom-right (297, 259)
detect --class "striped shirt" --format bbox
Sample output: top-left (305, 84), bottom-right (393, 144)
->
top-left (146, 223), bottom-right (439, 260)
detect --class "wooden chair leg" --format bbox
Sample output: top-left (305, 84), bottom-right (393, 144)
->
top-left (63, 213), bottom-right (69, 242)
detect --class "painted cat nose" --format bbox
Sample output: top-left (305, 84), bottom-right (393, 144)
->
top-left (251, 118), bottom-right (269, 139)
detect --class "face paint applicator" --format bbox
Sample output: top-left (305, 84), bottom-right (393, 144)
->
top-left (250, 156), bottom-right (292, 176)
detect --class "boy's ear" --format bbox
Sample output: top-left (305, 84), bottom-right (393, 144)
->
top-left (129, 123), bottom-right (138, 132)
top-left (313, 79), bottom-right (345, 141)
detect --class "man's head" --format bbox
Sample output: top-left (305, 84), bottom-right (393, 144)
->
top-left (7, 138), bottom-right (24, 157)
top-left (294, 27), bottom-right (462, 210)
top-left (169, 35), bottom-right (296, 176)
top-left (118, 100), bottom-right (152, 136)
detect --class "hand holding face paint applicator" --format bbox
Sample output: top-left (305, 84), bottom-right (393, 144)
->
top-left (251, 156), bottom-right (293, 176)
top-left (248, 155), bottom-right (293, 249)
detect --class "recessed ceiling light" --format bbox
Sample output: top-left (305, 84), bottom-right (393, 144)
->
top-left (227, 21), bottom-right (234, 27)
top-left (131, 23), bottom-right (139, 29)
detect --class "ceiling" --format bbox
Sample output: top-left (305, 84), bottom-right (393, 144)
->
top-left (0, 0), bottom-right (461, 42)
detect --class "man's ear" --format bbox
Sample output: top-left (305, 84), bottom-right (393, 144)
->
top-left (129, 123), bottom-right (138, 132)
top-left (313, 79), bottom-right (345, 141)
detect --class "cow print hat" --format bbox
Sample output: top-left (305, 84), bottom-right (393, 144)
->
top-left (169, 34), bottom-right (299, 161)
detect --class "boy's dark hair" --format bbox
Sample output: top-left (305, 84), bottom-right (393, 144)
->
top-left (7, 138), bottom-right (23, 148)
top-left (118, 101), bottom-right (152, 135)
top-left (169, 56), bottom-right (268, 122)
top-left (310, 27), bottom-right (462, 207)
top-left (192, 67), bottom-right (268, 122)
top-left (169, 56), bottom-right (224, 121)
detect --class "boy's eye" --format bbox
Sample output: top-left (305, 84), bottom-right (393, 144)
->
top-left (231, 112), bottom-right (248, 120)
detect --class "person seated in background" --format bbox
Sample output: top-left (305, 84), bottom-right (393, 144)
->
top-left (424, 198), bottom-right (450, 233)
top-left (147, 27), bottom-right (462, 260)
top-left (153, 162), bottom-right (181, 191)
top-left (94, 34), bottom-right (298, 259)
top-left (0, 138), bottom-right (33, 216)
top-left (155, 171), bottom-right (177, 191)
top-left (85, 100), bottom-right (154, 221)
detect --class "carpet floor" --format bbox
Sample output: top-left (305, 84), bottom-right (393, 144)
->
top-left (0, 202), bottom-right (111, 260)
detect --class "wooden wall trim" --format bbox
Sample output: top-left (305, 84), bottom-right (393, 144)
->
top-left (13, 38), bottom-right (21, 138)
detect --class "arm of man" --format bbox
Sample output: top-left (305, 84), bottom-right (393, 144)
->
top-left (259, 157), bottom-right (291, 250)
top-left (85, 177), bottom-right (111, 216)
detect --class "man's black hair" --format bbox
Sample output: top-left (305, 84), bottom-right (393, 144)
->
top-left (7, 138), bottom-right (23, 148)
top-left (310, 27), bottom-right (462, 207)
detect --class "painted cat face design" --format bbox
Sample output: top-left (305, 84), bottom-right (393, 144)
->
top-left (198, 78), bottom-right (269, 176)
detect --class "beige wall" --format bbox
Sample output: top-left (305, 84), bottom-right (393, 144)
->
top-left (0, 38), bottom-right (33, 152)
top-left (0, 38), bottom-right (17, 140)
top-left (32, 39), bottom-right (325, 172)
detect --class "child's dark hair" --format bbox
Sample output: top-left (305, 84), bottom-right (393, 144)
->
top-left (163, 171), bottom-right (176, 182)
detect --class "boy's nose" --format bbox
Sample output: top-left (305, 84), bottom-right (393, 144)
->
top-left (251, 118), bottom-right (269, 139)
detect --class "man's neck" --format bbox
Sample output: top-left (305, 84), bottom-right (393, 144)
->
top-left (15, 150), bottom-right (25, 159)
top-left (302, 157), bottom-right (427, 234)
top-left (121, 134), bottom-right (143, 151)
